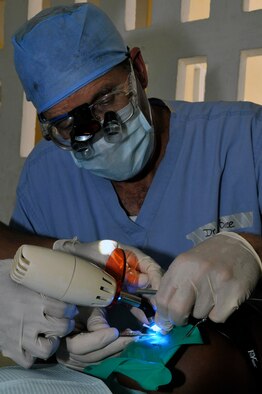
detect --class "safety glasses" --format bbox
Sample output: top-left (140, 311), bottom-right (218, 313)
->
top-left (38, 65), bottom-right (137, 152)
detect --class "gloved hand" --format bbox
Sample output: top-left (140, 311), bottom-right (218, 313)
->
top-left (53, 239), bottom-right (162, 367)
top-left (56, 306), bottom-right (135, 371)
top-left (0, 259), bottom-right (77, 368)
top-left (117, 242), bottom-right (163, 291)
top-left (53, 239), bottom-right (163, 291)
top-left (155, 232), bottom-right (262, 330)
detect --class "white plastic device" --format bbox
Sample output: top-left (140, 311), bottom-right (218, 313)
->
top-left (11, 245), bottom-right (117, 307)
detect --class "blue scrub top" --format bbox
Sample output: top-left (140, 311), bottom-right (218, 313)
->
top-left (11, 100), bottom-right (262, 270)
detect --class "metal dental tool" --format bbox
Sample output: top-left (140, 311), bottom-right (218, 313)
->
top-left (185, 317), bottom-right (208, 337)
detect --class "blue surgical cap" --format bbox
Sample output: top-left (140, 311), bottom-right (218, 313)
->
top-left (12, 4), bottom-right (128, 113)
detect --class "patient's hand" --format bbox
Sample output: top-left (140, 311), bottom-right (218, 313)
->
top-left (117, 303), bottom-right (262, 393)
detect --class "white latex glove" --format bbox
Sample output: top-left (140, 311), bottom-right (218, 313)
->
top-left (0, 259), bottom-right (77, 368)
top-left (117, 242), bottom-right (163, 291)
top-left (53, 239), bottom-right (163, 291)
top-left (155, 232), bottom-right (262, 330)
top-left (56, 306), bottom-right (135, 371)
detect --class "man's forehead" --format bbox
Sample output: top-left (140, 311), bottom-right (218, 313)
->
top-left (44, 65), bottom-right (128, 118)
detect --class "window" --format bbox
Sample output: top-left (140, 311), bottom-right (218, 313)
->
top-left (181, 0), bottom-right (210, 23)
top-left (176, 57), bottom-right (207, 102)
top-left (238, 49), bottom-right (262, 105)
top-left (0, 0), bottom-right (5, 49)
top-left (243, 0), bottom-right (262, 12)
top-left (125, 0), bottom-right (152, 31)
top-left (76, 0), bottom-right (100, 5)
top-left (20, 0), bottom-right (45, 157)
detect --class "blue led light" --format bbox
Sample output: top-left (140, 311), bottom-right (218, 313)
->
top-left (137, 330), bottom-right (168, 345)
top-left (142, 322), bottom-right (162, 333)
top-left (148, 323), bottom-right (162, 333)
top-left (150, 333), bottom-right (168, 345)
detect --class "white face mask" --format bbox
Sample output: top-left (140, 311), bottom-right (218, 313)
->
top-left (71, 103), bottom-right (155, 181)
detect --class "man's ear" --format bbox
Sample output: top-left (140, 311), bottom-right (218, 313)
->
top-left (130, 47), bottom-right (148, 89)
